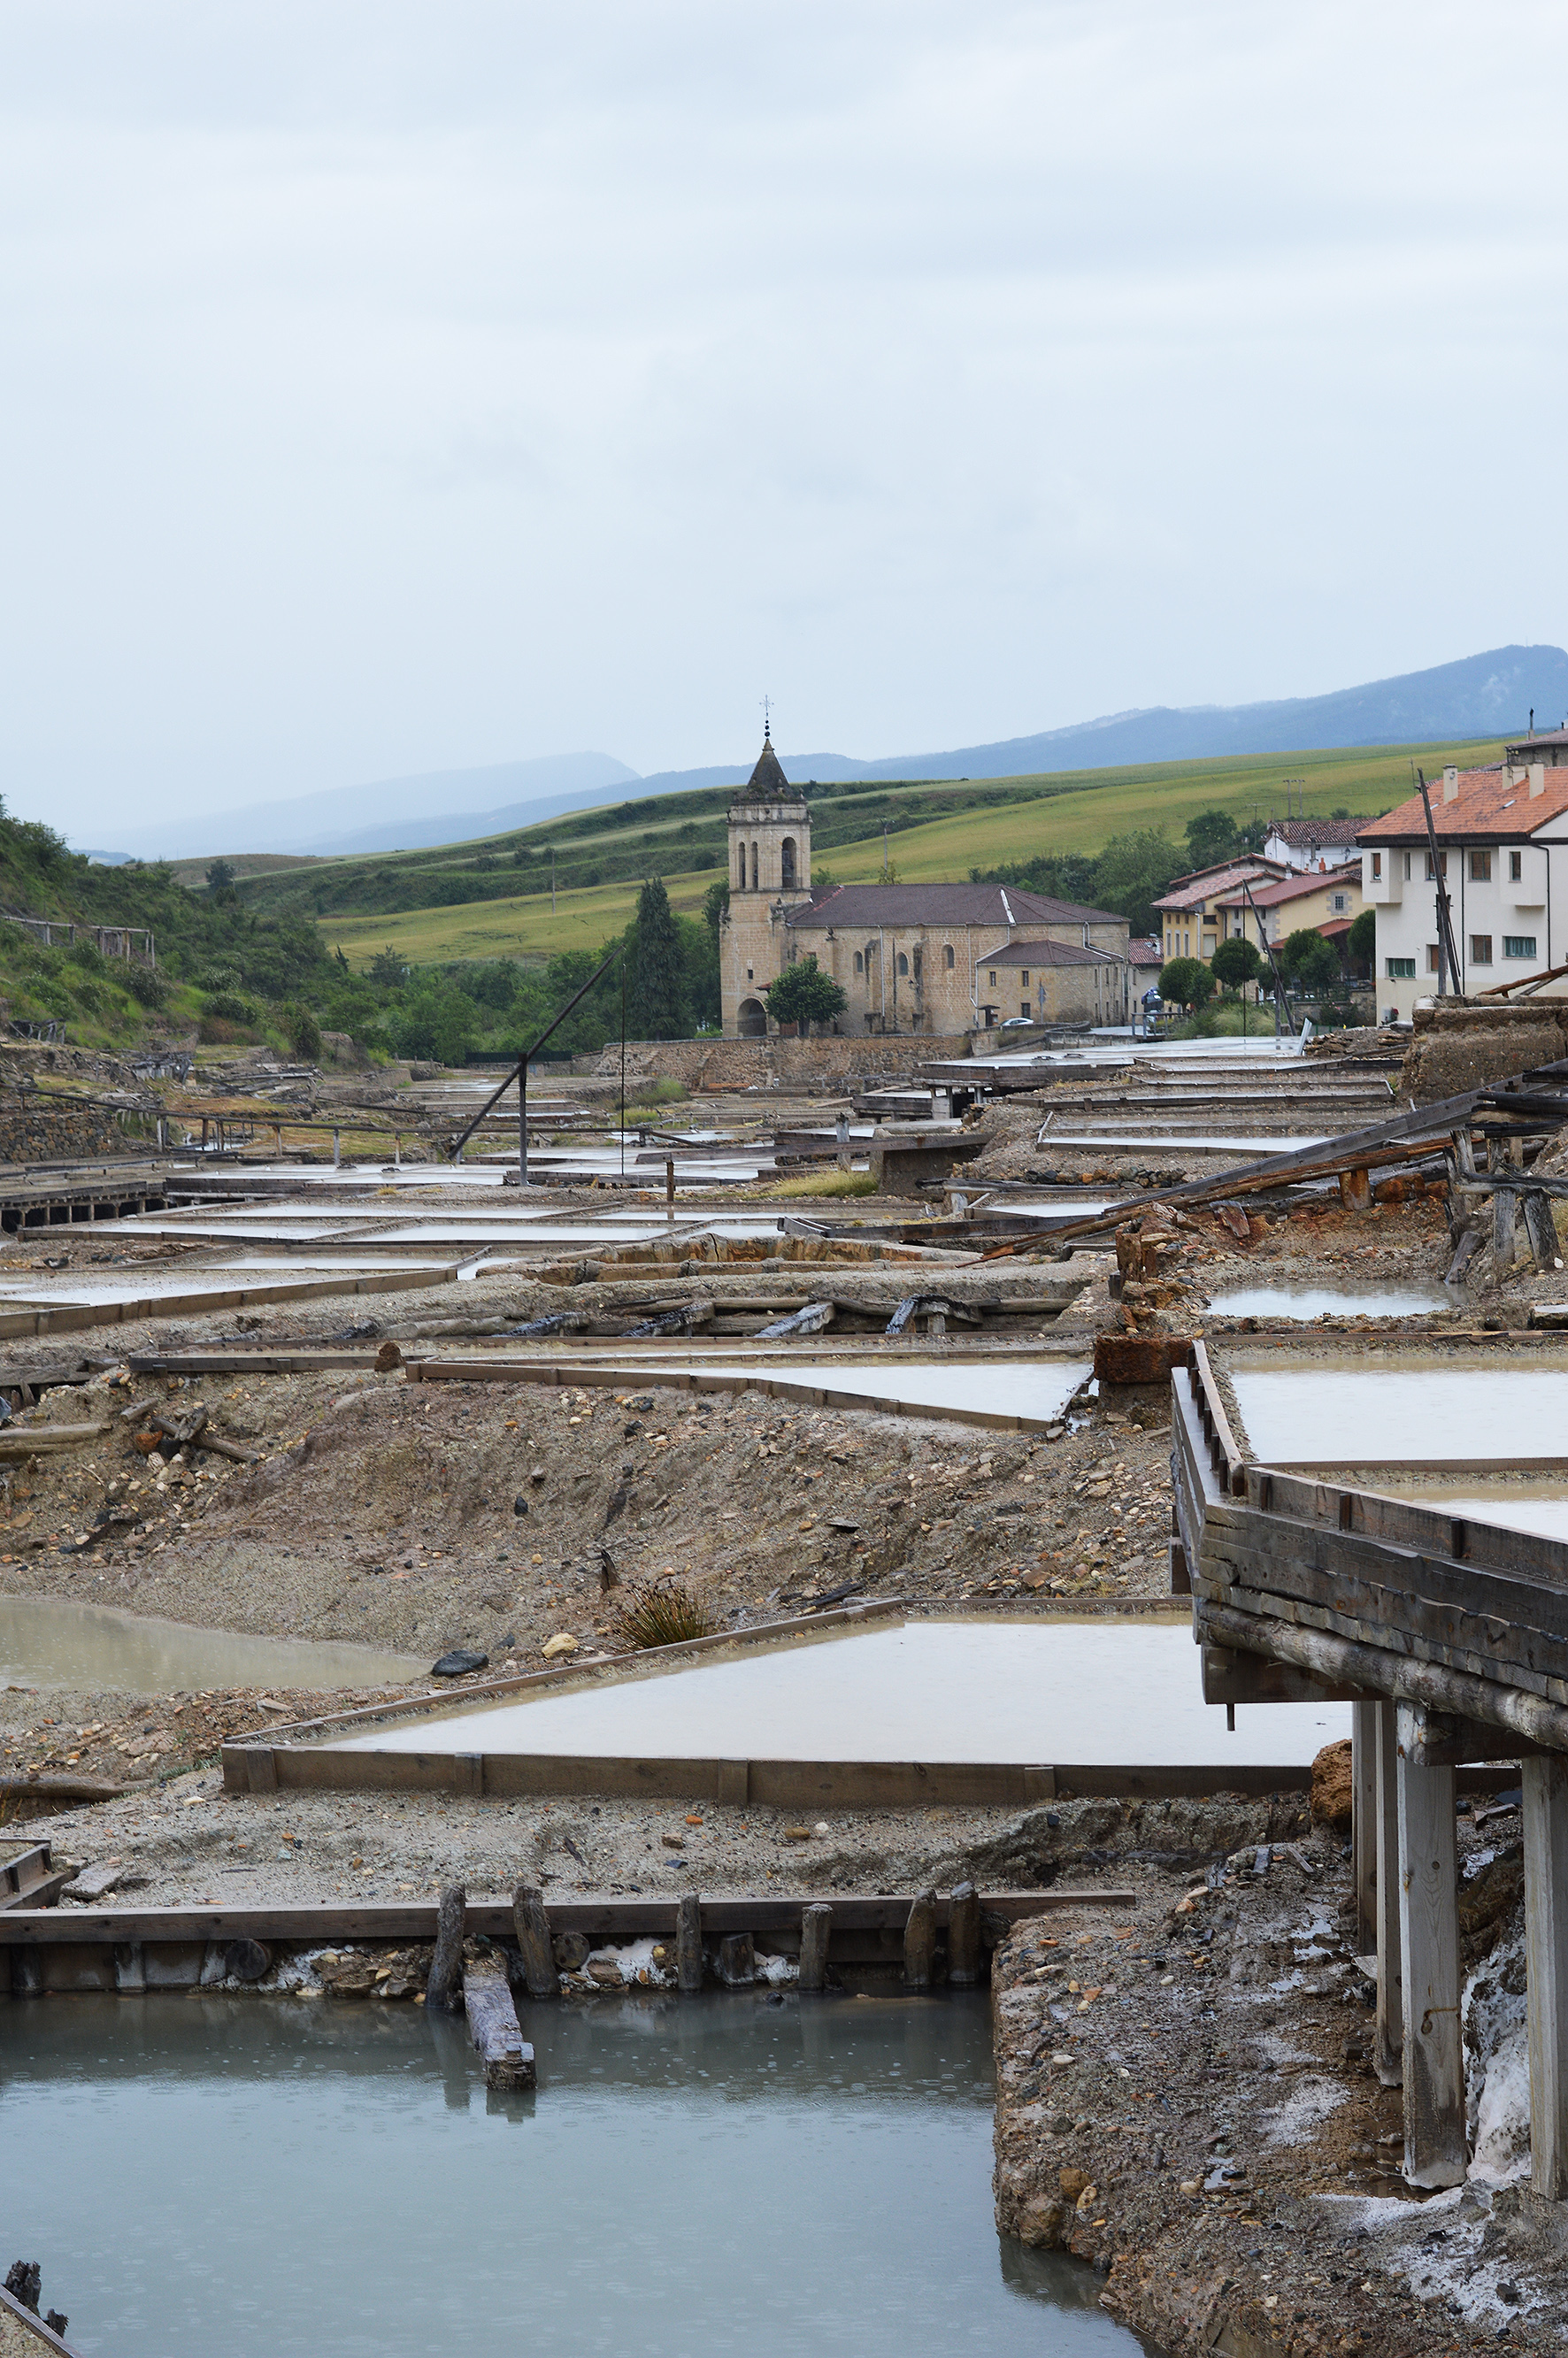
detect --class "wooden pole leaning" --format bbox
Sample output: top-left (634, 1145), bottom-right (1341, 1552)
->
top-left (1395, 1749), bottom-right (1465, 2187)
top-left (1375, 1701), bottom-right (1403, 2087)
top-left (1524, 1755), bottom-right (1568, 2201)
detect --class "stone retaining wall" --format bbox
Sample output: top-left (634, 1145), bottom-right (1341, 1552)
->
top-left (1403, 998), bottom-right (1568, 1102)
top-left (581, 1033), bottom-right (973, 1088)
top-left (0, 1107), bottom-right (131, 1162)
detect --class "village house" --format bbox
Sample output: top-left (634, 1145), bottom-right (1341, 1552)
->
top-left (719, 736), bottom-right (1132, 1036)
top-left (1359, 760), bottom-right (1568, 1021)
top-left (1153, 857), bottom-right (1285, 968)
top-left (1213, 861), bottom-right (1364, 956)
top-left (1261, 816), bottom-right (1368, 872)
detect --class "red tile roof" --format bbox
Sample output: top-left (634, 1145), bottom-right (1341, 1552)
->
top-left (977, 937), bottom-right (1124, 969)
top-left (1154, 859), bottom-right (1285, 914)
top-left (1266, 818), bottom-right (1368, 850)
top-left (1213, 863), bottom-right (1360, 910)
top-left (1361, 767), bottom-right (1568, 842)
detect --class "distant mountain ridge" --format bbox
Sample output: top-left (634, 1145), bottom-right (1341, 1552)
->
top-left (85, 645), bottom-right (1568, 864)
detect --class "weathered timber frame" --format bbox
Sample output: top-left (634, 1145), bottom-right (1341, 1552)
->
top-left (1174, 1345), bottom-right (1568, 2193)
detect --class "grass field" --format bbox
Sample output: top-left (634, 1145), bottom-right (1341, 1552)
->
top-left (316, 734), bottom-right (1503, 969)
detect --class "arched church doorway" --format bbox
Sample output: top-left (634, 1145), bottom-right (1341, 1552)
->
top-left (737, 998), bottom-right (768, 1038)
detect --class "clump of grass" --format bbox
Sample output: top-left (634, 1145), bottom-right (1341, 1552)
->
top-left (625, 1077), bottom-right (687, 1109)
top-left (613, 1577), bottom-right (714, 1650)
top-left (771, 1170), bottom-right (879, 1198)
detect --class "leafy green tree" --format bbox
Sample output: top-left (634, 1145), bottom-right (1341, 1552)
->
top-left (1211, 936), bottom-right (1262, 992)
top-left (278, 1001), bottom-right (322, 1058)
top-left (701, 878), bottom-right (730, 941)
top-left (764, 955), bottom-right (849, 1035)
top-left (205, 859), bottom-right (238, 897)
top-left (368, 946), bottom-right (407, 989)
top-left (1281, 927), bottom-right (1341, 993)
top-left (1083, 830), bottom-right (1187, 935)
top-left (630, 876), bottom-right (686, 1039)
top-left (1347, 906), bottom-right (1375, 975)
top-left (1185, 810), bottom-right (1241, 870)
top-left (1157, 956), bottom-right (1215, 1010)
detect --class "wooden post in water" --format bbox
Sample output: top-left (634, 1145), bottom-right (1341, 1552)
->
top-left (1375, 1701), bottom-right (1403, 2085)
top-left (463, 1959), bottom-right (536, 2090)
top-left (948, 1882), bottom-right (981, 1985)
top-left (798, 1903), bottom-right (832, 1991)
top-left (1396, 1752), bottom-right (1465, 2186)
top-left (903, 1890), bottom-right (937, 1987)
top-left (511, 1885), bottom-right (558, 1998)
top-left (1352, 1698), bottom-right (1378, 1957)
top-left (676, 1893), bottom-right (703, 1992)
top-left (1524, 1755), bottom-right (1568, 2200)
top-left (717, 1932), bottom-right (755, 1985)
top-left (427, 1882), bottom-right (466, 2012)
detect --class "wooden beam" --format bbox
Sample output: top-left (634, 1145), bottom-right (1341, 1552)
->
top-left (511, 1886), bottom-right (558, 1998)
top-left (1201, 1643), bottom-right (1362, 1708)
top-left (464, 1960), bottom-right (535, 2091)
top-left (427, 1883), bottom-right (465, 2013)
top-left (1396, 1752), bottom-right (1465, 2187)
top-left (798, 1903), bottom-right (831, 1992)
top-left (903, 1890), bottom-right (936, 1987)
top-left (1352, 1698), bottom-right (1377, 1958)
top-left (1396, 1702), bottom-right (1536, 1768)
top-left (1375, 1701), bottom-right (1403, 2087)
top-left (1525, 1755), bottom-right (1568, 2201)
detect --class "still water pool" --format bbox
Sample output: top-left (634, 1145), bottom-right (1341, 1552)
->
top-left (4, 1993), bottom-right (1152, 2358)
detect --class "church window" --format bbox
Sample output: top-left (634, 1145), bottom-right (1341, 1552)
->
top-left (780, 836), bottom-right (797, 887)
top-left (750, 842), bottom-right (759, 891)
top-left (853, 951), bottom-right (863, 975)
top-left (896, 952), bottom-right (909, 976)
top-left (943, 944), bottom-right (954, 969)
top-left (736, 846), bottom-right (747, 890)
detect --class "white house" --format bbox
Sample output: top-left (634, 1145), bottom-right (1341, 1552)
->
top-left (1263, 817), bottom-right (1368, 873)
top-left (1359, 762), bottom-right (1568, 1022)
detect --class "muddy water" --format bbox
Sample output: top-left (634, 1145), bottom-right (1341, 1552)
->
top-left (0, 1596), bottom-right (421, 1692)
top-left (5, 1993), bottom-right (1149, 2358)
top-left (1207, 1281), bottom-right (1453, 1320)
top-left (326, 1618), bottom-right (1349, 1766)
top-left (1229, 1357), bottom-right (1568, 1465)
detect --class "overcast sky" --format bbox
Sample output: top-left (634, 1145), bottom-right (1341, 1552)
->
top-left (3, 0), bottom-right (1565, 839)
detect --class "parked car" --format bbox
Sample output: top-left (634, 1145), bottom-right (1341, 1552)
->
top-left (998, 1014), bottom-right (1034, 1031)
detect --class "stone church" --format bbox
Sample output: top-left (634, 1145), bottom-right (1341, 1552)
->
top-left (719, 736), bottom-right (1132, 1038)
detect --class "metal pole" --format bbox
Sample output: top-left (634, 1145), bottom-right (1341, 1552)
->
top-left (519, 1056), bottom-right (528, 1187)
top-left (447, 945), bottom-right (621, 1162)
top-left (619, 962), bottom-right (626, 1184)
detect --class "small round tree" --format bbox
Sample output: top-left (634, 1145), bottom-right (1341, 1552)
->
top-left (1157, 956), bottom-right (1215, 1010)
top-left (1346, 906), bottom-right (1375, 977)
top-left (1281, 928), bottom-right (1341, 995)
top-left (764, 955), bottom-right (849, 1037)
top-left (1211, 936), bottom-right (1262, 994)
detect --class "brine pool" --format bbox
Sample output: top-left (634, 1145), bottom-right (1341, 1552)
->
top-left (0, 1595), bottom-right (420, 1693)
top-left (5, 1993), bottom-right (1151, 2358)
top-left (1206, 1281), bottom-right (1453, 1321)
top-left (1228, 1356), bottom-right (1568, 1467)
top-left (323, 1618), bottom-right (1349, 1767)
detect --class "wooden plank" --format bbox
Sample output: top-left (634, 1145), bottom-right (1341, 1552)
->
top-left (1244, 1467), bottom-right (1568, 1591)
top-left (1524, 1755), bottom-right (1568, 2201)
top-left (1375, 1701), bottom-right (1403, 2085)
top-left (1201, 1643), bottom-right (1363, 1707)
top-left (1396, 1752), bottom-right (1465, 2186)
top-left (1395, 1702), bottom-right (1539, 1767)
top-left (1352, 1698), bottom-right (1377, 1956)
top-left (464, 1959), bottom-right (535, 2090)
top-left (0, 1887), bottom-right (1116, 1947)
top-left (1190, 1342), bottom-right (1246, 1495)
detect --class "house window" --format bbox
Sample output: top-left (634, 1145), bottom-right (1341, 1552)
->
top-left (1019, 970), bottom-right (1029, 987)
top-left (1471, 934), bottom-right (1494, 964)
top-left (1505, 935), bottom-right (1538, 959)
top-left (853, 951), bottom-right (863, 975)
top-left (1510, 850), bottom-right (1523, 882)
top-left (1470, 849), bottom-right (1492, 882)
top-left (1386, 957), bottom-right (1416, 979)
top-left (1403, 852), bottom-right (1412, 880)
top-left (1426, 946), bottom-right (1440, 972)
top-left (943, 944), bottom-right (954, 969)
top-left (1426, 851), bottom-right (1447, 879)
top-left (1020, 1002), bottom-right (1030, 1019)
top-left (1330, 893), bottom-right (1348, 914)
top-left (988, 969), bottom-right (997, 987)
top-left (1371, 852), bottom-right (1382, 880)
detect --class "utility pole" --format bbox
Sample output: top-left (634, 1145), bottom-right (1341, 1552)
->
top-left (882, 822), bottom-right (888, 881)
top-left (551, 849), bottom-right (556, 915)
top-left (1417, 771), bottom-right (1462, 998)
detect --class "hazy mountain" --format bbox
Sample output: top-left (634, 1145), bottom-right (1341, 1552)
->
top-left (95, 751), bottom-right (638, 864)
top-left (82, 646), bottom-right (1568, 863)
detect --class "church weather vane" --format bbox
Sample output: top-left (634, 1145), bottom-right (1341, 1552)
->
top-left (761, 696), bottom-right (773, 743)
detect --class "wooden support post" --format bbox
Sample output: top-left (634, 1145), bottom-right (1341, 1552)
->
top-left (717, 1932), bottom-right (755, 1985)
top-left (427, 1881), bottom-right (465, 2013)
top-left (676, 1892), bottom-right (703, 1992)
top-left (273, 1126), bottom-right (281, 1161)
top-left (798, 1902), bottom-right (832, 1992)
top-left (1494, 1184), bottom-right (1518, 1271)
top-left (333, 1128), bottom-right (341, 1171)
top-left (463, 1959), bottom-right (535, 2090)
top-left (511, 1885), bottom-right (558, 1998)
top-left (903, 1889), bottom-right (937, 1988)
top-left (1524, 1188), bottom-right (1560, 1274)
top-left (112, 1941), bottom-right (145, 1994)
top-left (948, 1881), bottom-right (981, 1985)
top-left (1375, 1701), bottom-right (1403, 2086)
top-left (1396, 1752), bottom-right (1465, 2187)
top-left (1338, 1165), bottom-right (1372, 1213)
top-left (1524, 1755), bottom-right (1568, 2201)
top-left (1353, 1699), bottom-right (1378, 1958)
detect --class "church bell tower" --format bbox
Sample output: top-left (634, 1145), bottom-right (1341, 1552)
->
top-left (722, 729), bottom-right (813, 1038)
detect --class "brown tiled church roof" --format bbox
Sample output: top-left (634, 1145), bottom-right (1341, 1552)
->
top-left (787, 883), bottom-right (1122, 931)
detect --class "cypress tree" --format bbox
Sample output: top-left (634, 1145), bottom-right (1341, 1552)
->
top-left (631, 876), bottom-right (686, 1039)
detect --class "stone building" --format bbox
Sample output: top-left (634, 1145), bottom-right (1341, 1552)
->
top-left (719, 736), bottom-right (1131, 1036)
